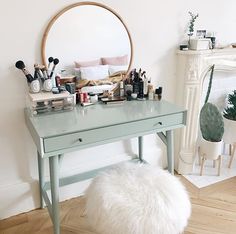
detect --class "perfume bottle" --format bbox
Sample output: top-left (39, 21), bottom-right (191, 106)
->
top-left (156, 87), bottom-right (163, 100)
top-left (148, 83), bottom-right (154, 100)
top-left (132, 69), bottom-right (139, 94)
top-left (120, 81), bottom-right (125, 97)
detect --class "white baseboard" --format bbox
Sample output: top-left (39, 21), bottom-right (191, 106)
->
top-left (0, 147), bottom-right (162, 220)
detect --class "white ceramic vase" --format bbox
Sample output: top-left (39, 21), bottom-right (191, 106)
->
top-left (223, 117), bottom-right (236, 144)
top-left (199, 138), bottom-right (222, 160)
top-left (43, 79), bottom-right (52, 92)
top-left (29, 80), bottom-right (40, 93)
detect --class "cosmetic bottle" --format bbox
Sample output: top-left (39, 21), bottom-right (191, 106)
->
top-left (143, 75), bottom-right (148, 97)
top-left (55, 73), bottom-right (61, 87)
top-left (157, 87), bottom-right (163, 100)
top-left (138, 78), bottom-right (144, 98)
top-left (120, 81), bottom-right (125, 97)
top-left (154, 89), bottom-right (159, 101)
top-left (124, 77), bottom-right (133, 95)
top-left (133, 77), bottom-right (139, 95)
top-left (89, 93), bottom-right (98, 103)
top-left (148, 84), bottom-right (154, 100)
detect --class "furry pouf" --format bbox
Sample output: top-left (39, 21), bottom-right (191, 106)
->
top-left (85, 163), bottom-right (191, 234)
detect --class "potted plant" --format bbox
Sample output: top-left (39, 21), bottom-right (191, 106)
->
top-left (223, 90), bottom-right (236, 142)
top-left (187, 12), bottom-right (199, 47)
top-left (199, 65), bottom-right (224, 175)
top-left (223, 90), bottom-right (236, 167)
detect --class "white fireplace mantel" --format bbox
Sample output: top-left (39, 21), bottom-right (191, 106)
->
top-left (176, 48), bottom-right (236, 174)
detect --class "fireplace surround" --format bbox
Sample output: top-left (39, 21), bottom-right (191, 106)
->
top-left (176, 48), bottom-right (236, 174)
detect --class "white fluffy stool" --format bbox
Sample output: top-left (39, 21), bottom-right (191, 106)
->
top-left (85, 163), bottom-right (191, 234)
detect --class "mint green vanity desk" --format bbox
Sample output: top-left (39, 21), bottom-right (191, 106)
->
top-left (25, 100), bottom-right (186, 234)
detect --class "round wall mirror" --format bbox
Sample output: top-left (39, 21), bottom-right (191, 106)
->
top-left (41, 2), bottom-right (133, 92)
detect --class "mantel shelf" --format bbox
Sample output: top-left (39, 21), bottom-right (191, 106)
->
top-left (177, 48), bottom-right (236, 56)
top-left (176, 46), bottom-right (236, 174)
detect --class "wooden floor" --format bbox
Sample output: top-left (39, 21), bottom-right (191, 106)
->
top-left (1, 176), bottom-right (236, 234)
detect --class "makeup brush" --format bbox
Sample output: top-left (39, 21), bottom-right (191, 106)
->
top-left (49, 58), bottom-right (59, 78)
top-left (15, 60), bottom-right (34, 83)
top-left (40, 65), bottom-right (49, 79)
top-left (48, 57), bottom-right (54, 70)
top-left (34, 64), bottom-right (44, 80)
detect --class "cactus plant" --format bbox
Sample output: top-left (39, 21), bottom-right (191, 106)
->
top-left (199, 65), bottom-right (224, 142)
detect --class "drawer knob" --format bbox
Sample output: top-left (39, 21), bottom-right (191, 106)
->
top-left (154, 122), bottom-right (163, 127)
top-left (74, 138), bottom-right (83, 143)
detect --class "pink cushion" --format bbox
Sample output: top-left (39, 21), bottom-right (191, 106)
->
top-left (75, 59), bottom-right (102, 68)
top-left (101, 55), bottom-right (128, 65)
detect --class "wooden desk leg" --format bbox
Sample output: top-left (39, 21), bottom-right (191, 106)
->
top-left (138, 136), bottom-right (143, 162)
top-left (166, 130), bottom-right (174, 174)
top-left (37, 151), bottom-right (44, 209)
top-left (49, 156), bottom-right (60, 234)
top-left (229, 144), bottom-right (236, 168)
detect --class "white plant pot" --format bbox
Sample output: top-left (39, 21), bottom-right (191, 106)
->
top-left (223, 117), bottom-right (236, 144)
top-left (189, 38), bottom-right (211, 50)
top-left (199, 138), bottom-right (222, 160)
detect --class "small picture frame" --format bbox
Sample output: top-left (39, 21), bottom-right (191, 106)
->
top-left (196, 30), bottom-right (206, 39)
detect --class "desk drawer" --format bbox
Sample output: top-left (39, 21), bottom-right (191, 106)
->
top-left (43, 112), bottom-right (184, 153)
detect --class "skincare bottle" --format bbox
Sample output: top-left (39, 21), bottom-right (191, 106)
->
top-left (89, 93), bottom-right (98, 103)
top-left (143, 74), bottom-right (148, 97)
top-left (132, 72), bottom-right (139, 94)
top-left (154, 89), bottom-right (159, 101)
top-left (148, 84), bottom-right (154, 100)
top-left (120, 81), bottom-right (125, 97)
top-left (138, 78), bottom-right (144, 98)
top-left (157, 87), bottom-right (163, 100)
top-left (55, 73), bottom-right (61, 87)
top-left (124, 78), bottom-right (133, 94)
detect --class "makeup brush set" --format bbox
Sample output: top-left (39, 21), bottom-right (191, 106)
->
top-left (15, 57), bottom-right (76, 115)
top-left (15, 57), bottom-right (59, 93)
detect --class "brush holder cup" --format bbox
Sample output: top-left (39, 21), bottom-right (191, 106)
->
top-left (43, 79), bottom-right (52, 92)
top-left (29, 79), bottom-right (41, 93)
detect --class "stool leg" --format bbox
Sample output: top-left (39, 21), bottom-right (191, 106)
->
top-left (229, 143), bottom-right (236, 168)
top-left (200, 157), bottom-right (206, 176)
top-left (218, 155), bottom-right (222, 176)
top-left (229, 144), bottom-right (232, 156)
top-left (138, 136), bottom-right (143, 162)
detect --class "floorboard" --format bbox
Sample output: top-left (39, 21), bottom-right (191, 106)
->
top-left (1, 176), bottom-right (236, 234)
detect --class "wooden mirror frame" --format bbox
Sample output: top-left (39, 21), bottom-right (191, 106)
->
top-left (41, 1), bottom-right (133, 77)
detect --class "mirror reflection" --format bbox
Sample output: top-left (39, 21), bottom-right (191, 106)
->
top-left (42, 3), bottom-right (133, 93)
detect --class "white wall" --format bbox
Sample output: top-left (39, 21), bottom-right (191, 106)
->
top-left (1, 0), bottom-right (236, 219)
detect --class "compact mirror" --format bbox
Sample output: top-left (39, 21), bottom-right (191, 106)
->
top-left (41, 2), bottom-right (133, 93)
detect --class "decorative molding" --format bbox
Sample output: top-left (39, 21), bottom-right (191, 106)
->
top-left (176, 49), bottom-right (236, 174)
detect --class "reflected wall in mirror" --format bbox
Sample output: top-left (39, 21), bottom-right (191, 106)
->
top-left (42, 2), bottom-right (133, 93)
